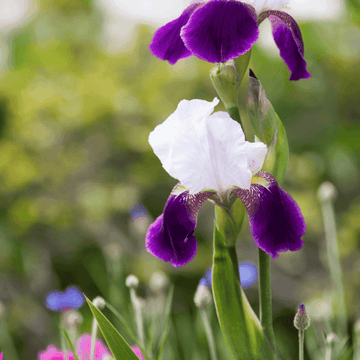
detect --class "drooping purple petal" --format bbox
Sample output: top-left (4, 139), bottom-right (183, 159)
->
top-left (145, 188), bottom-right (212, 267)
top-left (260, 10), bottom-right (311, 81)
top-left (149, 3), bottom-right (203, 64)
top-left (233, 171), bottom-right (306, 258)
top-left (181, 0), bottom-right (259, 63)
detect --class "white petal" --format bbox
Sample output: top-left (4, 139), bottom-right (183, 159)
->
top-left (148, 98), bottom-right (219, 178)
top-left (244, 141), bottom-right (268, 175)
top-left (241, 0), bottom-right (290, 13)
top-left (171, 113), bottom-right (252, 193)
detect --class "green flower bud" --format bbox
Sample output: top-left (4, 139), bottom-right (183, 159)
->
top-left (246, 70), bottom-right (289, 185)
top-left (294, 303), bottom-right (310, 331)
top-left (210, 60), bottom-right (240, 113)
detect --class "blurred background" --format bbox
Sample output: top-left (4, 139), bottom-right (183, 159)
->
top-left (0, 0), bottom-right (359, 358)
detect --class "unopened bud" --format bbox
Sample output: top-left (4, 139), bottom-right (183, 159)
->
top-left (294, 303), bottom-right (310, 331)
top-left (194, 285), bottom-right (212, 308)
top-left (149, 271), bottom-right (169, 293)
top-left (92, 296), bottom-right (105, 310)
top-left (317, 182), bottom-right (337, 202)
top-left (210, 60), bottom-right (240, 110)
top-left (104, 242), bottom-right (122, 260)
top-left (326, 332), bottom-right (338, 344)
top-left (61, 310), bottom-right (83, 328)
top-left (126, 275), bottom-right (139, 289)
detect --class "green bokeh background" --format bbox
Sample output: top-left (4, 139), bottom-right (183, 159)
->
top-left (0, 0), bottom-right (359, 359)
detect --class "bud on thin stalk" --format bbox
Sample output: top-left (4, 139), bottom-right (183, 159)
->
top-left (294, 303), bottom-right (310, 360)
top-left (194, 285), bottom-right (217, 360)
top-left (317, 182), bottom-right (347, 338)
top-left (126, 275), bottom-right (145, 347)
top-left (90, 296), bottom-right (105, 360)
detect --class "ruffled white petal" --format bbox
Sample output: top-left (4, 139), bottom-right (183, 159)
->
top-left (148, 98), bottom-right (219, 178)
top-left (170, 112), bottom-right (262, 194)
top-left (244, 141), bottom-right (268, 175)
top-left (241, 0), bottom-right (290, 13)
top-left (149, 101), bottom-right (267, 194)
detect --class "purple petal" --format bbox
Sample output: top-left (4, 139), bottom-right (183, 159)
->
top-left (233, 171), bottom-right (306, 258)
top-left (181, 0), bottom-right (259, 63)
top-left (260, 10), bottom-right (311, 81)
top-left (145, 189), bottom-right (212, 267)
top-left (149, 3), bottom-right (202, 64)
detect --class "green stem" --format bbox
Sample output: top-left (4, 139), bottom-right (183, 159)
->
top-left (299, 330), bottom-right (304, 360)
top-left (200, 307), bottom-right (218, 360)
top-left (90, 317), bottom-right (98, 360)
top-left (320, 196), bottom-right (347, 337)
top-left (258, 248), bottom-right (276, 354)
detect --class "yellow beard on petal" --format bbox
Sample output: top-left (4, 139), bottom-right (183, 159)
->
top-left (251, 176), bottom-right (269, 188)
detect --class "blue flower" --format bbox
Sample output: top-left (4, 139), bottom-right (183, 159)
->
top-left (149, 0), bottom-right (310, 81)
top-left (200, 262), bottom-right (258, 288)
top-left (45, 286), bottom-right (85, 312)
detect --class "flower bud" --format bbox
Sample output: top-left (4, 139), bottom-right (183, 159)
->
top-left (149, 271), bottom-right (169, 293)
top-left (92, 296), bottom-right (106, 310)
top-left (294, 303), bottom-right (310, 331)
top-left (317, 182), bottom-right (337, 203)
top-left (326, 332), bottom-right (338, 344)
top-left (194, 285), bottom-right (212, 308)
top-left (210, 60), bottom-right (240, 113)
top-left (61, 309), bottom-right (83, 328)
top-left (126, 274), bottom-right (139, 289)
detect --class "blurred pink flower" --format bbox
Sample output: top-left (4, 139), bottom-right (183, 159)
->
top-left (76, 334), bottom-right (112, 360)
top-left (0, 352), bottom-right (3, 360)
top-left (131, 346), bottom-right (145, 360)
top-left (38, 345), bottom-right (75, 360)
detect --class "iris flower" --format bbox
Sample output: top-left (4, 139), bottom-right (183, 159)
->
top-left (149, 0), bottom-right (310, 80)
top-left (145, 98), bottom-right (305, 266)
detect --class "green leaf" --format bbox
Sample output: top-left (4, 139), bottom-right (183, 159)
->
top-left (212, 225), bottom-right (276, 360)
top-left (86, 297), bottom-right (139, 360)
top-left (156, 284), bottom-right (174, 360)
top-left (62, 327), bottom-right (81, 360)
top-left (247, 72), bottom-right (289, 185)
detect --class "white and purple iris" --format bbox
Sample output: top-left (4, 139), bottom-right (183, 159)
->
top-left (145, 98), bottom-right (306, 266)
top-left (149, 0), bottom-right (311, 81)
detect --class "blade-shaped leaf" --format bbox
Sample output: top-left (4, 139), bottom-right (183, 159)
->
top-left (247, 71), bottom-right (289, 185)
top-left (86, 297), bottom-right (139, 360)
top-left (62, 327), bottom-right (81, 360)
top-left (212, 225), bottom-right (276, 360)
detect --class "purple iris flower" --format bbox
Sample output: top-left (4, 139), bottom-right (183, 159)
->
top-left (149, 0), bottom-right (311, 80)
top-left (145, 98), bottom-right (306, 267)
top-left (45, 286), bottom-right (85, 312)
top-left (200, 262), bottom-right (258, 288)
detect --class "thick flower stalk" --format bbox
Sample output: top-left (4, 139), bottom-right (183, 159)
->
top-left (145, 98), bottom-right (306, 267)
top-left (149, 0), bottom-right (311, 80)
